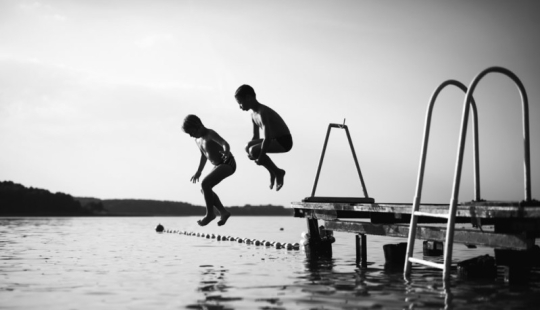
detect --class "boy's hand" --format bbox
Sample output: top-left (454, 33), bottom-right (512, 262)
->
top-left (220, 151), bottom-right (230, 161)
top-left (255, 157), bottom-right (262, 165)
top-left (190, 171), bottom-right (201, 183)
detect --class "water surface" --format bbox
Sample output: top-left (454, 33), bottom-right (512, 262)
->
top-left (1, 216), bottom-right (539, 309)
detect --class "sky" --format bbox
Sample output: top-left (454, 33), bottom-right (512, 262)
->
top-left (1, 0), bottom-right (539, 208)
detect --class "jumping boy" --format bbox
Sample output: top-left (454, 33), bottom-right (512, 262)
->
top-left (182, 114), bottom-right (235, 226)
top-left (234, 84), bottom-right (293, 191)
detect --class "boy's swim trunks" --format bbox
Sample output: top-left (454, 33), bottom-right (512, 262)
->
top-left (219, 155), bottom-right (236, 173)
top-left (273, 134), bottom-right (293, 152)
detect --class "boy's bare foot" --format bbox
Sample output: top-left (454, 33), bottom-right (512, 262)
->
top-left (269, 173), bottom-right (276, 190)
top-left (197, 213), bottom-right (216, 226)
top-left (276, 169), bottom-right (285, 191)
top-left (218, 212), bottom-right (231, 226)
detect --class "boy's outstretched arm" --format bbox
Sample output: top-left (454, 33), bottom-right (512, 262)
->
top-left (256, 114), bottom-right (271, 163)
top-left (191, 151), bottom-right (207, 183)
top-left (251, 119), bottom-right (260, 141)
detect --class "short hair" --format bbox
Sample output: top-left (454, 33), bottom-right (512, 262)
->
top-left (235, 84), bottom-right (256, 98)
top-left (182, 114), bottom-right (203, 133)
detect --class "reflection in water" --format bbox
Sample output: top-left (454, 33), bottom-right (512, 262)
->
top-left (2, 217), bottom-right (540, 309)
top-left (303, 255), bottom-right (335, 282)
top-left (187, 265), bottom-right (241, 310)
top-left (295, 255), bottom-right (393, 308)
top-left (0, 217), bottom-right (74, 229)
top-left (294, 255), bottom-right (453, 309)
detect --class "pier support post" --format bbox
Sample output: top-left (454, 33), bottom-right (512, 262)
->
top-left (423, 240), bottom-right (444, 256)
top-left (495, 248), bottom-right (536, 284)
top-left (356, 234), bottom-right (367, 268)
top-left (457, 255), bottom-right (497, 279)
top-left (383, 242), bottom-right (407, 271)
top-left (304, 218), bottom-right (333, 258)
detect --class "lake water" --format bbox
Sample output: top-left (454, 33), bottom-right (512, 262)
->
top-left (1, 216), bottom-right (539, 309)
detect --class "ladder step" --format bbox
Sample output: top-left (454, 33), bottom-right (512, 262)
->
top-left (413, 211), bottom-right (449, 219)
top-left (408, 257), bottom-right (445, 269)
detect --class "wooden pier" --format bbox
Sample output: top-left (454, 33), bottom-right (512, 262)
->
top-left (291, 198), bottom-right (540, 251)
top-left (290, 67), bottom-right (538, 282)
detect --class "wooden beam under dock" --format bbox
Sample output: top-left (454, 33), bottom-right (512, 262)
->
top-left (324, 220), bottom-right (534, 250)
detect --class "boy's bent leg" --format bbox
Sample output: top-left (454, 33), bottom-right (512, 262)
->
top-left (199, 164), bottom-right (234, 226)
top-left (255, 153), bottom-right (285, 191)
top-left (211, 192), bottom-right (231, 226)
top-left (275, 169), bottom-right (286, 191)
top-left (263, 138), bottom-right (289, 191)
top-left (255, 154), bottom-right (277, 189)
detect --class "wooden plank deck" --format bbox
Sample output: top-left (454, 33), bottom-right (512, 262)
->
top-left (290, 199), bottom-right (540, 250)
top-left (291, 200), bottom-right (540, 219)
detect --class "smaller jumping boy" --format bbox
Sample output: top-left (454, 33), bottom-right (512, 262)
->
top-left (235, 84), bottom-right (293, 191)
top-left (182, 114), bottom-right (235, 226)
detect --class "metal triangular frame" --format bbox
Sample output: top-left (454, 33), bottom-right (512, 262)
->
top-left (304, 121), bottom-right (374, 203)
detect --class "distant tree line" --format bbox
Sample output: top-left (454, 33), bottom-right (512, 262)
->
top-left (76, 198), bottom-right (293, 216)
top-left (0, 181), bottom-right (99, 216)
top-left (1, 181), bottom-right (293, 216)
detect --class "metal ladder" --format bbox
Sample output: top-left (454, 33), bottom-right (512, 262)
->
top-left (404, 67), bottom-right (531, 282)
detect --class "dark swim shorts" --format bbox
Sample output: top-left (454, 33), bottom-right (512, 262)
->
top-left (273, 134), bottom-right (293, 152)
top-left (219, 155), bottom-right (236, 173)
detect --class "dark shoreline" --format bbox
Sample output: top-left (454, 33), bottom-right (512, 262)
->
top-left (1, 181), bottom-right (293, 217)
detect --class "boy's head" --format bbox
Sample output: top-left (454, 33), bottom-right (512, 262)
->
top-left (235, 84), bottom-right (256, 111)
top-left (182, 114), bottom-right (204, 137)
top-left (235, 84), bottom-right (256, 99)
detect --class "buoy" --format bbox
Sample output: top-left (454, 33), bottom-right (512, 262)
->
top-left (158, 226), bottom-right (305, 254)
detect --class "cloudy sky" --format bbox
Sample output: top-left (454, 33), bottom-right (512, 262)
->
top-left (1, 0), bottom-right (539, 208)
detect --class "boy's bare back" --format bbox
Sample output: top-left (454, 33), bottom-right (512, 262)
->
top-left (251, 104), bottom-right (291, 139)
top-left (195, 129), bottom-right (229, 165)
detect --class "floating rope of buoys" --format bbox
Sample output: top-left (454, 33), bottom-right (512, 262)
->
top-left (157, 225), bottom-right (302, 251)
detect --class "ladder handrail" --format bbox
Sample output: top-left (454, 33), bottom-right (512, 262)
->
top-left (458, 67), bottom-right (531, 202)
top-left (310, 123), bottom-right (370, 198)
top-left (441, 66), bottom-right (532, 282)
top-left (404, 80), bottom-right (480, 277)
top-left (405, 67), bottom-right (532, 283)
top-left (414, 80), bottom-right (481, 204)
